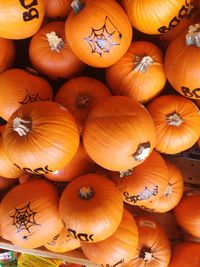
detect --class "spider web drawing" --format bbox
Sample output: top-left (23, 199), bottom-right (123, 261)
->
top-left (10, 202), bottom-right (40, 233)
top-left (19, 89), bottom-right (50, 105)
top-left (84, 16), bottom-right (122, 57)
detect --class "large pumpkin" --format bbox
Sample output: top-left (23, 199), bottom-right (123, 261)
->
top-left (0, 179), bottom-right (63, 248)
top-left (29, 21), bottom-right (85, 80)
top-left (83, 96), bottom-right (156, 171)
top-left (55, 76), bottom-right (111, 133)
top-left (127, 216), bottom-right (171, 267)
top-left (174, 190), bottom-right (200, 238)
top-left (0, 68), bottom-right (53, 121)
top-left (45, 0), bottom-right (71, 19)
top-left (65, 0), bottom-right (132, 67)
top-left (122, 0), bottom-right (191, 35)
top-left (109, 150), bottom-right (169, 207)
top-left (106, 41), bottom-right (166, 104)
top-left (81, 209), bottom-right (139, 266)
top-left (3, 101), bottom-right (80, 175)
top-left (0, 0), bottom-right (45, 39)
top-left (147, 94), bottom-right (200, 154)
top-left (165, 23), bottom-right (200, 99)
top-left (0, 37), bottom-right (15, 74)
top-left (59, 173), bottom-right (124, 243)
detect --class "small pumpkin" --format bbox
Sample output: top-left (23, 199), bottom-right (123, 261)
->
top-left (81, 209), bottom-right (139, 266)
top-left (109, 150), bottom-right (169, 207)
top-left (174, 190), bottom-right (200, 238)
top-left (147, 94), bottom-right (200, 154)
top-left (0, 68), bottom-right (53, 121)
top-left (29, 21), bottom-right (85, 80)
top-left (65, 0), bottom-right (132, 67)
top-left (122, 0), bottom-right (191, 35)
top-left (106, 41), bottom-right (166, 104)
top-left (0, 179), bottom-right (63, 248)
top-left (45, 227), bottom-right (80, 253)
top-left (45, 0), bottom-right (71, 19)
top-left (3, 101), bottom-right (80, 175)
top-left (83, 96), bottom-right (156, 171)
top-left (55, 76), bottom-right (111, 133)
top-left (127, 216), bottom-right (171, 267)
top-left (0, 0), bottom-right (45, 39)
top-left (165, 23), bottom-right (200, 99)
top-left (0, 37), bottom-right (15, 74)
top-left (59, 173), bottom-right (124, 243)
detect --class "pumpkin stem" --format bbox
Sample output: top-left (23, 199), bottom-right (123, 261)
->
top-left (134, 55), bottom-right (154, 73)
top-left (119, 168), bottom-right (134, 178)
top-left (79, 187), bottom-right (94, 200)
top-left (132, 142), bottom-right (151, 162)
top-left (166, 113), bottom-right (183, 126)
top-left (46, 31), bottom-right (65, 52)
top-left (140, 247), bottom-right (154, 262)
top-left (13, 117), bottom-right (31, 136)
top-left (186, 23), bottom-right (200, 47)
top-left (76, 96), bottom-right (91, 109)
top-left (25, 67), bottom-right (39, 76)
top-left (164, 183), bottom-right (173, 197)
top-left (71, 0), bottom-right (85, 14)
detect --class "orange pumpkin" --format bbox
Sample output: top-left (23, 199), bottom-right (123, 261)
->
top-left (0, 38), bottom-right (15, 74)
top-left (45, 0), bottom-right (71, 19)
top-left (165, 23), bottom-right (200, 99)
top-left (83, 96), bottom-right (156, 171)
top-left (147, 94), bottom-right (200, 154)
top-left (45, 142), bottom-right (96, 182)
top-left (3, 101), bottom-right (80, 175)
top-left (45, 227), bottom-right (80, 253)
top-left (81, 209), bottom-right (139, 266)
top-left (109, 150), bottom-right (169, 207)
top-left (0, 177), bottom-right (17, 191)
top-left (168, 242), bottom-right (200, 267)
top-left (59, 173), bottom-right (124, 243)
top-left (0, 179), bottom-right (63, 248)
top-left (198, 138), bottom-right (200, 148)
top-left (127, 216), bottom-right (171, 267)
top-left (106, 41), bottom-right (166, 104)
top-left (122, 0), bottom-right (191, 35)
top-left (140, 160), bottom-right (184, 213)
top-left (0, 0), bottom-right (45, 39)
top-left (29, 21), bottom-right (85, 80)
top-left (55, 76), bottom-right (111, 133)
top-left (65, 0), bottom-right (132, 67)
top-left (174, 190), bottom-right (200, 238)
top-left (18, 173), bottom-right (42, 184)
top-left (0, 68), bottom-right (53, 121)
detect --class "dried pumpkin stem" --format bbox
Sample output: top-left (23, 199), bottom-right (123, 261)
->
top-left (140, 247), bottom-right (154, 262)
top-left (46, 31), bottom-right (65, 52)
top-left (164, 184), bottom-right (173, 197)
top-left (79, 187), bottom-right (94, 200)
top-left (76, 96), bottom-right (90, 109)
top-left (186, 23), bottom-right (200, 47)
top-left (119, 168), bottom-right (134, 178)
top-left (132, 142), bottom-right (151, 162)
top-left (166, 113), bottom-right (183, 126)
top-left (71, 0), bottom-right (85, 14)
top-left (13, 117), bottom-right (31, 136)
top-left (134, 55), bottom-right (154, 73)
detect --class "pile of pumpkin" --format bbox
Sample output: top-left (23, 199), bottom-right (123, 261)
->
top-left (0, 0), bottom-right (200, 266)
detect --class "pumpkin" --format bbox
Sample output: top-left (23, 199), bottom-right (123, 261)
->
top-left (140, 160), bottom-right (184, 213)
top-left (127, 216), bottom-right (171, 267)
top-left (0, 125), bottom-right (24, 179)
top-left (45, 142), bottom-right (96, 182)
top-left (81, 209), bottom-right (139, 266)
top-left (174, 190), bottom-right (200, 238)
top-left (18, 173), bottom-right (42, 184)
top-left (122, 0), bottom-right (191, 35)
top-left (0, 179), bottom-right (63, 248)
top-left (0, 177), bottom-right (17, 191)
top-left (0, 68), bottom-right (53, 121)
top-left (168, 242), bottom-right (200, 267)
top-left (45, 227), bottom-right (80, 253)
top-left (147, 94), bottom-right (200, 154)
top-left (0, 0), bottom-right (45, 39)
top-left (83, 96), bottom-right (156, 171)
top-left (106, 41), bottom-right (166, 104)
top-left (109, 150), bottom-right (169, 207)
top-left (45, 0), bottom-right (71, 19)
top-left (55, 76), bottom-right (111, 133)
top-left (59, 173), bottom-right (124, 243)
top-left (191, 0), bottom-right (200, 7)
top-left (0, 38), bottom-right (15, 74)
top-left (3, 101), bottom-right (80, 175)
top-left (198, 138), bottom-right (200, 148)
top-left (29, 21), bottom-right (85, 80)
top-left (165, 23), bottom-right (200, 99)
top-left (65, 0), bottom-right (132, 67)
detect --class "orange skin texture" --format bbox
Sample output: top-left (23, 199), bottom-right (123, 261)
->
top-left (0, 37), bottom-right (15, 74)
top-left (45, 0), bottom-right (71, 19)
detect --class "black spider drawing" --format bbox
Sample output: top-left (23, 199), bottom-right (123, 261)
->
top-left (10, 202), bottom-right (40, 234)
top-left (84, 16), bottom-right (122, 57)
top-left (19, 89), bottom-right (50, 105)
